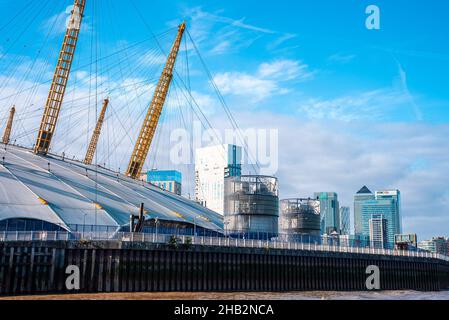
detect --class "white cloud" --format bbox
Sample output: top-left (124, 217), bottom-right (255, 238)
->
top-left (258, 60), bottom-right (313, 81)
top-left (190, 91), bottom-right (220, 116)
top-left (40, 6), bottom-right (91, 36)
top-left (213, 59), bottom-right (313, 102)
top-left (213, 72), bottom-right (279, 102)
top-left (297, 89), bottom-right (409, 121)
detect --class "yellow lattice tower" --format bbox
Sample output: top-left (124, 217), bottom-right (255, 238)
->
top-left (126, 22), bottom-right (186, 179)
top-left (2, 106), bottom-right (16, 145)
top-left (84, 98), bottom-right (109, 165)
top-left (34, 0), bottom-right (86, 155)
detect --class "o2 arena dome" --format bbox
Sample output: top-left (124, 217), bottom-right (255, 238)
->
top-left (0, 144), bottom-right (224, 234)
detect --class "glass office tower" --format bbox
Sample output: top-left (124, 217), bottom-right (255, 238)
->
top-left (314, 192), bottom-right (340, 235)
top-left (354, 186), bottom-right (375, 236)
top-left (356, 188), bottom-right (402, 245)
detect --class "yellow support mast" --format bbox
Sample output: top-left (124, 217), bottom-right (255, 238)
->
top-left (35, 0), bottom-right (86, 155)
top-left (2, 106), bottom-right (16, 145)
top-left (126, 22), bottom-right (186, 179)
top-left (84, 98), bottom-right (109, 165)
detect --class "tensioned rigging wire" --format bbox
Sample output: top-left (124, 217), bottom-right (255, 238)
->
top-left (0, 0), bottom-right (44, 59)
top-left (8, 76), bottom-right (162, 144)
top-left (171, 80), bottom-right (197, 198)
top-left (186, 29), bottom-right (262, 172)
top-left (50, 37), bottom-right (173, 158)
top-left (129, 0), bottom-right (260, 177)
top-left (127, 1), bottom-right (234, 177)
top-left (0, 18), bottom-right (173, 135)
top-left (79, 0), bottom-right (182, 172)
top-left (0, 0), bottom-right (51, 91)
top-left (54, 49), bottom-right (169, 158)
top-left (1, 3), bottom-right (178, 173)
top-left (0, 32), bottom-right (173, 105)
top-left (0, 48), bottom-right (171, 148)
top-left (10, 0), bottom-right (68, 147)
top-left (0, 0), bottom-right (53, 121)
top-left (55, 48), bottom-right (169, 133)
top-left (0, 0), bottom-right (37, 32)
top-left (106, 0), bottom-right (173, 166)
top-left (0, 5), bottom-right (63, 148)
top-left (3, 1), bottom-right (259, 189)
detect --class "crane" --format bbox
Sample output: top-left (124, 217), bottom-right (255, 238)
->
top-left (84, 98), bottom-right (109, 165)
top-left (34, 0), bottom-right (86, 155)
top-left (2, 106), bottom-right (16, 145)
top-left (126, 22), bottom-right (186, 179)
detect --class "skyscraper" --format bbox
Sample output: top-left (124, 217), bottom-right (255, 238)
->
top-left (375, 190), bottom-right (402, 237)
top-left (369, 214), bottom-right (388, 249)
top-left (195, 144), bottom-right (242, 215)
top-left (354, 187), bottom-right (402, 245)
top-left (314, 192), bottom-right (340, 235)
top-left (354, 186), bottom-right (375, 236)
top-left (339, 206), bottom-right (350, 235)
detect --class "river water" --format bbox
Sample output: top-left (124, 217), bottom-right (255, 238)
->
top-left (2, 291), bottom-right (449, 300)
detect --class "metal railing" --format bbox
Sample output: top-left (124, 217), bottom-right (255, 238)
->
top-left (1, 230), bottom-right (449, 263)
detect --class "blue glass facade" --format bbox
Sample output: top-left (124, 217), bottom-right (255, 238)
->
top-left (147, 170), bottom-right (182, 195)
top-left (147, 170), bottom-right (182, 184)
top-left (354, 186), bottom-right (375, 236)
top-left (314, 192), bottom-right (340, 235)
top-left (357, 189), bottom-right (401, 245)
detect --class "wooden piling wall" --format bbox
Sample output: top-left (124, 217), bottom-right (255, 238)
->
top-left (1, 241), bottom-right (448, 296)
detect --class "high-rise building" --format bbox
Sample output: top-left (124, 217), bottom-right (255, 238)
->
top-left (354, 187), bottom-right (402, 245)
top-left (375, 190), bottom-right (402, 237)
top-left (314, 192), bottom-right (340, 235)
top-left (147, 170), bottom-right (182, 196)
top-left (339, 206), bottom-right (350, 235)
top-left (354, 186), bottom-right (375, 236)
top-left (195, 144), bottom-right (242, 215)
top-left (369, 214), bottom-right (388, 249)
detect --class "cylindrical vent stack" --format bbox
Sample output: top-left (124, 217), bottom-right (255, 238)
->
top-left (280, 198), bottom-right (321, 239)
top-left (224, 175), bottom-right (279, 238)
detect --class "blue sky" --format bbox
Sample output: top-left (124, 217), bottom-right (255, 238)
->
top-left (0, 0), bottom-right (448, 239)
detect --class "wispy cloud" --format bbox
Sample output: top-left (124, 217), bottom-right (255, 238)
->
top-left (297, 89), bottom-right (409, 121)
top-left (213, 59), bottom-right (313, 102)
top-left (185, 7), bottom-right (276, 34)
top-left (181, 7), bottom-right (294, 56)
top-left (396, 63), bottom-right (423, 121)
top-left (258, 59), bottom-right (314, 81)
top-left (328, 53), bottom-right (356, 64)
top-left (267, 33), bottom-right (297, 51)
